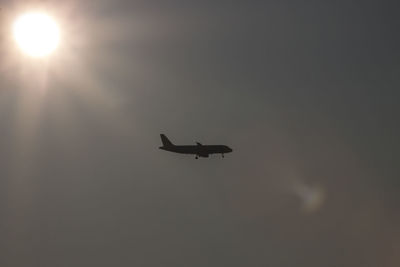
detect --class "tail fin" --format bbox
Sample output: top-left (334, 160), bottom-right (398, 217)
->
top-left (160, 134), bottom-right (173, 147)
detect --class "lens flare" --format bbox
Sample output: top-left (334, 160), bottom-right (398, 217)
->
top-left (293, 181), bottom-right (325, 213)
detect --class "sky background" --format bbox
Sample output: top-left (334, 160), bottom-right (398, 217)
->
top-left (0, 1), bottom-right (399, 266)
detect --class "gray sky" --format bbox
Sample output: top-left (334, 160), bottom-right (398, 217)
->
top-left (1, 1), bottom-right (399, 266)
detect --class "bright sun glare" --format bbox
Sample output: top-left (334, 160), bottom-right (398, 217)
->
top-left (13, 12), bottom-right (60, 58)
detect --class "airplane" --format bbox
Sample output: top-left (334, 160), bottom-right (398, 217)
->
top-left (159, 134), bottom-right (233, 159)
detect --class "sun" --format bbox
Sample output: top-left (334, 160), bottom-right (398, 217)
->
top-left (13, 12), bottom-right (60, 58)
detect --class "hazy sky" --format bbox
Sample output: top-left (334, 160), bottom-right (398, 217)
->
top-left (1, 1), bottom-right (399, 266)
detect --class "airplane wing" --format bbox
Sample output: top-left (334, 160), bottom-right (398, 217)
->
top-left (198, 152), bottom-right (209, 157)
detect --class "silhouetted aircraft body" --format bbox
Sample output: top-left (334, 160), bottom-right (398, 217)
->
top-left (159, 134), bottom-right (233, 159)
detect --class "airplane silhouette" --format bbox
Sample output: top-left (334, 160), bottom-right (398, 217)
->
top-left (159, 134), bottom-right (233, 159)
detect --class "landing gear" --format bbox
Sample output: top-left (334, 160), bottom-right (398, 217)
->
top-left (222, 153), bottom-right (225, 158)
top-left (195, 155), bottom-right (199, 159)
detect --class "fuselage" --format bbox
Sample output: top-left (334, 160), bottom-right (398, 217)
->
top-left (159, 144), bottom-right (232, 157)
